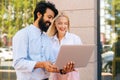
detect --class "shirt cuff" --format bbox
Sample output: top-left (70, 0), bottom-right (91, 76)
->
top-left (29, 61), bottom-right (37, 72)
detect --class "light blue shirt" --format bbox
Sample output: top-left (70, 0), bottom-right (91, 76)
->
top-left (12, 24), bottom-right (55, 80)
top-left (51, 32), bottom-right (82, 59)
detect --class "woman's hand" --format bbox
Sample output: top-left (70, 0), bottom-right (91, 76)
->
top-left (60, 61), bottom-right (75, 74)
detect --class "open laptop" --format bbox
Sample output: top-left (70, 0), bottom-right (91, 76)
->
top-left (55, 44), bottom-right (95, 69)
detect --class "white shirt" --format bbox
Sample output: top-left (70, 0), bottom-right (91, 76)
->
top-left (49, 32), bottom-right (82, 80)
top-left (12, 24), bottom-right (55, 80)
top-left (51, 32), bottom-right (82, 59)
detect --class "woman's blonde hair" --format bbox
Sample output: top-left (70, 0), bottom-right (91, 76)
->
top-left (47, 12), bottom-right (70, 37)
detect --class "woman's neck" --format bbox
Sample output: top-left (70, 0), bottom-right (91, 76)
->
top-left (57, 33), bottom-right (65, 41)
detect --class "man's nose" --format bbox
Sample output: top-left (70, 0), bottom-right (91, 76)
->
top-left (48, 17), bottom-right (54, 23)
top-left (49, 20), bottom-right (52, 23)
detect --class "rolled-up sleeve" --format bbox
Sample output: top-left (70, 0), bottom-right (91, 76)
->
top-left (12, 30), bottom-right (36, 72)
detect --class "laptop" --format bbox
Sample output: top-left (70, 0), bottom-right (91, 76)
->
top-left (55, 44), bottom-right (95, 69)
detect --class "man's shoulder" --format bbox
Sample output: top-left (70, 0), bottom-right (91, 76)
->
top-left (13, 25), bottom-right (31, 38)
top-left (15, 27), bottom-right (27, 35)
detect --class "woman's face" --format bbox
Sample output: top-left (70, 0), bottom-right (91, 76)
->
top-left (55, 16), bottom-right (69, 34)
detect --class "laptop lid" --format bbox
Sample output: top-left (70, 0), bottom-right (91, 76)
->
top-left (55, 44), bottom-right (95, 69)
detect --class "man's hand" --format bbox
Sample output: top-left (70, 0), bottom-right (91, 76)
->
top-left (43, 61), bottom-right (59, 73)
top-left (35, 61), bottom-right (59, 73)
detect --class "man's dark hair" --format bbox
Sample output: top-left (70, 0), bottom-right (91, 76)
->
top-left (34, 1), bottom-right (58, 21)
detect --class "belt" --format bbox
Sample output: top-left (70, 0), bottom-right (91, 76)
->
top-left (42, 78), bottom-right (48, 80)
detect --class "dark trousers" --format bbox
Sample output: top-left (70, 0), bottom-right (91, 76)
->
top-left (42, 78), bottom-right (48, 80)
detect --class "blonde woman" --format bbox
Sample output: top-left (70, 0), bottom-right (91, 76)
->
top-left (47, 13), bottom-right (82, 80)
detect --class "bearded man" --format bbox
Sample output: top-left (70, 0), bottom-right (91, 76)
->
top-left (12, 1), bottom-right (74, 80)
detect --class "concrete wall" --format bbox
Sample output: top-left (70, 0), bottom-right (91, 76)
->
top-left (47, 0), bottom-right (98, 80)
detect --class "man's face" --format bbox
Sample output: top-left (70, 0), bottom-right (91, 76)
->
top-left (38, 16), bottom-right (51, 32)
top-left (38, 8), bottom-right (55, 32)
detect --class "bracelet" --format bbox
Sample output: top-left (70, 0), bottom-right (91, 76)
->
top-left (59, 69), bottom-right (66, 74)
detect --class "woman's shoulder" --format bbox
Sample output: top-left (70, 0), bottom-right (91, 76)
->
top-left (67, 32), bottom-right (80, 39)
top-left (66, 32), bottom-right (82, 44)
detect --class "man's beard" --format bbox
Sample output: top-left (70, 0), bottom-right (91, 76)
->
top-left (38, 17), bottom-right (51, 32)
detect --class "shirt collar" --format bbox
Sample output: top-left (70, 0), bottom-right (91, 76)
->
top-left (30, 24), bottom-right (46, 35)
top-left (52, 31), bottom-right (69, 40)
